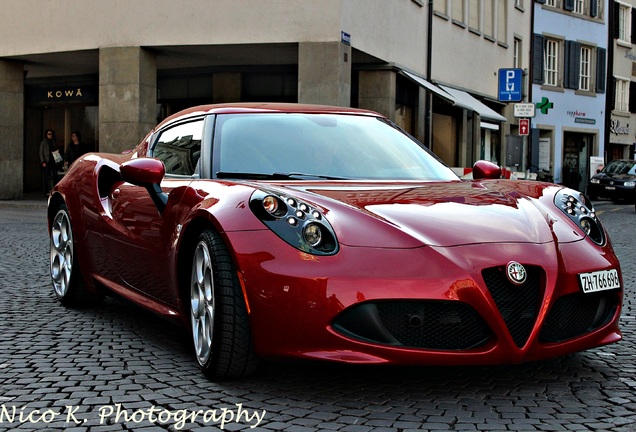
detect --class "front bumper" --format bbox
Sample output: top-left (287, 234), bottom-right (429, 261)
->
top-left (226, 231), bottom-right (623, 365)
top-left (588, 183), bottom-right (635, 201)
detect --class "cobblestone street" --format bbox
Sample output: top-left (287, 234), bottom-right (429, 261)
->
top-left (0, 200), bottom-right (634, 431)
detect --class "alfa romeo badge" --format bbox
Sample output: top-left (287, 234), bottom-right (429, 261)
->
top-left (506, 261), bottom-right (527, 285)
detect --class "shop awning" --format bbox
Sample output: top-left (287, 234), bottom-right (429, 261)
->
top-left (400, 70), bottom-right (506, 125)
top-left (400, 71), bottom-right (457, 106)
top-left (439, 85), bottom-right (507, 123)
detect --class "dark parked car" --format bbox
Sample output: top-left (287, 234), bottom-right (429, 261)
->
top-left (587, 159), bottom-right (636, 203)
top-left (48, 103), bottom-right (623, 379)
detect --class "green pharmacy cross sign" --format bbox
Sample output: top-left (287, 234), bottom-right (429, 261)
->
top-left (536, 97), bottom-right (553, 115)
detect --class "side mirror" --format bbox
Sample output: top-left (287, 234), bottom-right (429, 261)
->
top-left (120, 158), bottom-right (168, 213)
top-left (120, 157), bottom-right (165, 185)
top-left (472, 160), bottom-right (502, 180)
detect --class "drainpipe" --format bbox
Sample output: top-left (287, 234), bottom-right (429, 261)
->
top-left (527, 1), bottom-right (536, 177)
top-left (604, 0), bottom-right (614, 164)
top-left (425, 0), bottom-right (434, 149)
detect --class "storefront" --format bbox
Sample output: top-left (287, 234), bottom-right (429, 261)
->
top-left (562, 131), bottom-right (594, 192)
top-left (608, 118), bottom-right (635, 161)
top-left (24, 77), bottom-right (98, 193)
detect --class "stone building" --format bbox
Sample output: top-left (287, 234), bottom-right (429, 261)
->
top-left (0, 0), bottom-right (530, 198)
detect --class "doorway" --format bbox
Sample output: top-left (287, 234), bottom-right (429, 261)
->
top-left (562, 132), bottom-right (592, 192)
top-left (24, 105), bottom-right (98, 193)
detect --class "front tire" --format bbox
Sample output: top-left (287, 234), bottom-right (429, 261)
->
top-left (50, 204), bottom-right (102, 307)
top-left (190, 229), bottom-right (258, 379)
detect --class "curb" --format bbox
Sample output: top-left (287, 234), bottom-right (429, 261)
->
top-left (0, 197), bottom-right (48, 209)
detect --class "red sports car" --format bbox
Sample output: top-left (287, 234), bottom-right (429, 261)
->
top-left (48, 103), bottom-right (623, 379)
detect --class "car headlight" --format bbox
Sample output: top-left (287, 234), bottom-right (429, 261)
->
top-left (250, 190), bottom-right (339, 255)
top-left (555, 189), bottom-right (605, 245)
top-left (624, 181), bottom-right (636, 188)
top-left (590, 178), bottom-right (600, 184)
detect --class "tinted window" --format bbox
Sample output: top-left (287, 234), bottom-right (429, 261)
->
top-left (153, 119), bottom-right (203, 176)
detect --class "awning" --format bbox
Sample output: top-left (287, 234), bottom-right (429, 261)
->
top-left (400, 71), bottom-right (457, 106)
top-left (439, 85), bottom-right (507, 123)
top-left (400, 70), bottom-right (506, 124)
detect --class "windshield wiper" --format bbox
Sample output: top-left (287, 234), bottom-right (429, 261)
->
top-left (216, 171), bottom-right (350, 180)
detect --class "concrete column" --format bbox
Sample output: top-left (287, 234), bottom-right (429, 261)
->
top-left (298, 41), bottom-right (351, 107)
top-left (0, 60), bottom-right (24, 199)
top-left (357, 71), bottom-right (396, 121)
top-left (99, 47), bottom-right (157, 153)
top-left (213, 73), bottom-right (241, 103)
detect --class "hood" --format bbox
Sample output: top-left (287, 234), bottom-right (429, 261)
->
top-left (271, 180), bottom-right (562, 248)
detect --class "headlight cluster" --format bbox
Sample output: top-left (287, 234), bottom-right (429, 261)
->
top-left (625, 181), bottom-right (636, 188)
top-left (555, 189), bottom-right (605, 245)
top-left (590, 178), bottom-right (600, 184)
top-left (250, 190), bottom-right (339, 255)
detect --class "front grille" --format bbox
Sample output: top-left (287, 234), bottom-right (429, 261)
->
top-left (482, 266), bottom-right (542, 348)
top-left (332, 301), bottom-right (490, 350)
top-left (540, 291), bottom-right (619, 342)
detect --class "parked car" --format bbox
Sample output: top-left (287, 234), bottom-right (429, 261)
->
top-left (587, 159), bottom-right (636, 203)
top-left (48, 103), bottom-right (623, 379)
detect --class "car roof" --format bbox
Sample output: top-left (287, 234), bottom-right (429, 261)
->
top-left (155, 102), bottom-right (383, 130)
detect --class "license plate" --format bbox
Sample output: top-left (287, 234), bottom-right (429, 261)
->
top-left (605, 186), bottom-right (615, 190)
top-left (579, 269), bottom-right (621, 294)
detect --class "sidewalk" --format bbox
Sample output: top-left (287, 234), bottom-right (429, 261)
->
top-left (0, 193), bottom-right (48, 209)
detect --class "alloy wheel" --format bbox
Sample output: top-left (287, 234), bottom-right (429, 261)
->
top-left (190, 240), bottom-right (215, 366)
top-left (50, 209), bottom-right (74, 299)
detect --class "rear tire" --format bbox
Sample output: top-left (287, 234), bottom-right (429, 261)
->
top-left (189, 229), bottom-right (258, 379)
top-left (49, 204), bottom-right (102, 307)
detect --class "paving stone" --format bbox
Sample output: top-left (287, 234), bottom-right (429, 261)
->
top-left (1, 202), bottom-right (636, 431)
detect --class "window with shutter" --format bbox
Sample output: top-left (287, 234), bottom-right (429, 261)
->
top-left (564, 41), bottom-right (581, 90)
top-left (544, 39), bottom-right (560, 87)
top-left (615, 78), bottom-right (629, 112)
top-left (630, 81), bottom-right (636, 113)
top-left (612, 2), bottom-right (620, 39)
top-left (533, 34), bottom-right (545, 84)
top-left (631, 8), bottom-right (636, 44)
top-left (618, 4), bottom-right (631, 42)
top-left (595, 47), bottom-right (606, 94)
top-left (579, 46), bottom-right (591, 91)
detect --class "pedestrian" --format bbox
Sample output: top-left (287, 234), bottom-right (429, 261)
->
top-left (39, 129), bottom-right (62, 196)
top-left (64, 131), bottom-right (87, 169)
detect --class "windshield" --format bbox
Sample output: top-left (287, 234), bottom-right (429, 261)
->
top-left (213, 113), bottom-right (459, 181)
top-left (602, 160), bottom-right (636, 175)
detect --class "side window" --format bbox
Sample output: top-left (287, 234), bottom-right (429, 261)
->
top-left (152, 119), bottom-right (203, 176)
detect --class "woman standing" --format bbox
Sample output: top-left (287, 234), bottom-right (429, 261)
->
top-left (39, 129), bottom-right (60, 196)
top-left (64, 131), bottom-right (86, 168)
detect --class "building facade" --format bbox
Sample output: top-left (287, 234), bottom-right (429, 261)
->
top-left (0, 0), bottom-right (537, 199)
top-left (608, 0), bottom-right (636, 163)
top-left (531, 0), bottom-right (609, 192)
top-left (430, 0), bottom-right (532, 173)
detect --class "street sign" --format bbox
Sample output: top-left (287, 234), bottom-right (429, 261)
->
top-left (514, 103), bottom-right (535, 118)
top-left (498, 68), bottom-right (523, 102)
top-left (519, 118), bottom-right (530, 136)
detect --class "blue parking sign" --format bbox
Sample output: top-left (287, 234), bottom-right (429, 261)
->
top-left (498, 68), bottom-right (523, 102)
